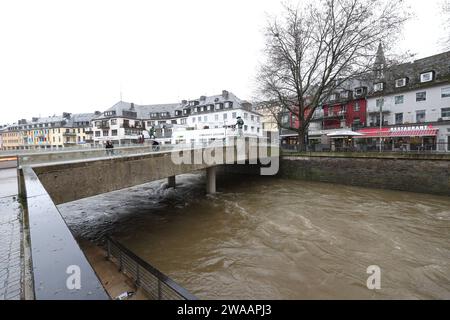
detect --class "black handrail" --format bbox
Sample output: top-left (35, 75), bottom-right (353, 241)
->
top-left (106, 237), bottom-right (197, 300)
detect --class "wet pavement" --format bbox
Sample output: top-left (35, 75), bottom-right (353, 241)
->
top-left (0, 168), bottom-right (22, 300)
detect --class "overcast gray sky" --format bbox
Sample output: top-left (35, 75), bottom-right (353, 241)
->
top-left (0, 0), bottom-right (448, 124)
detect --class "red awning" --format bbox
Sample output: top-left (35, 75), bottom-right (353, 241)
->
top-left (356, 126), bottom-right (438, 138)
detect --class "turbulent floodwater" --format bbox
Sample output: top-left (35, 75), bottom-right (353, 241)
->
top-left (58, 173), bottom-right (450, 299)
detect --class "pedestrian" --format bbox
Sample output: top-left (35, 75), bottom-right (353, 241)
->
top-left (236, 116), bottom-right (244, 137)
top-left (105, 140), bottom-right (114, 156)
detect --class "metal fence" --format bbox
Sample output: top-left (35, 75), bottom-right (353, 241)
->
top-left (282, 142), bottom-right (450, 154)
top-left (106, 237), bottom-right (197, 300)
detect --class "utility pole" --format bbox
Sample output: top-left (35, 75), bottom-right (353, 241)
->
top-left (379, 99), bottom-right (383, 153)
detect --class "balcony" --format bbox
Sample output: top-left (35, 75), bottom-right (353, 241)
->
top-left (367, 105), bottom-right (391, 114)
top-left (98, 124), bottom-right (110, 129)
top-left (63, 132), bottom-right (77, 136)
top-left (323, 110), bottom-right (346, 119)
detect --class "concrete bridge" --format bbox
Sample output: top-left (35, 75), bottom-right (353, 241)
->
top-left (15, 142), bottom-right (278, 299)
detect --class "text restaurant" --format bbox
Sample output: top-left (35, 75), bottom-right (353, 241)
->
top-left (354, 125), bottom-right (438, 151)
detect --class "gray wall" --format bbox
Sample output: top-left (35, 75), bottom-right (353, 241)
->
top-left (280, 155), bottom-right (450, 196)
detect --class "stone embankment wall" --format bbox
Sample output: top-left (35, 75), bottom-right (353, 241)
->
top-left (280, 153), bottom-right (450, 196)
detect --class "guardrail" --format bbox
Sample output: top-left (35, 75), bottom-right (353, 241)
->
top-left (106, 237), bottom-right (197, 300)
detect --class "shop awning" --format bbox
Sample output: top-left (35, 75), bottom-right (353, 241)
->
top-left (355, 126), bottom-right (438, 138)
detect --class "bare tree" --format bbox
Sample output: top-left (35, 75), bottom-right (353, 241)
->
top-left (257, 0), bottom-right (409, 151)
top-left (443, 0), bottom-right (450, 50)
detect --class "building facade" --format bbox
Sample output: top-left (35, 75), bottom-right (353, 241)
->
top-left (358, 49), bottom-right (450, 151)
top-left (92, 90), bottom-right (263, 146)
top-left (0, 113), bottom-right (95, 151)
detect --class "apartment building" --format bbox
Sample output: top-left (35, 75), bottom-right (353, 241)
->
top-left (0, 113), bottom-right (95, 150)
top-left (93, 90), bottom-right (263, 145)
top-left (360, 50), bottom-right (450, 151)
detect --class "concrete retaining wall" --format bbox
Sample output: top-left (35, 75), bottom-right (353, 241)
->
top-left (280, 155), bottom-right (450, 196)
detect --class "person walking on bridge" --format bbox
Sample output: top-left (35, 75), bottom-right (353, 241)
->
top-left (105, 140), bottom-right (114, 156)
top-left (236, 116), bottom-right (244, 137)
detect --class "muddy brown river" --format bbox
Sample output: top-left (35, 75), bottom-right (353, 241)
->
top-left (59, 173), bottom-right (450, 299)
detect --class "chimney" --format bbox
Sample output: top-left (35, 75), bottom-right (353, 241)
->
top-left (222, 90), bottom-right (229, 99)
top-left (32, 117), bottom-right (39, 122)
top-left (94, 111), bottom-right (101, 115)
top-left (200, 96), bottom-right (206, 101)
top-left (63, 112), bottom-right (71, 119)
top-left (130, 102), bottom-right (135, 110)
top-left (181, 100), bottom-right (187, 105)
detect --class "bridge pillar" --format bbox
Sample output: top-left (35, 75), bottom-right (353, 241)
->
top-left (206, 167), bottom-right (216, 194)
top-left (168, 175), bottom-right (176, 188)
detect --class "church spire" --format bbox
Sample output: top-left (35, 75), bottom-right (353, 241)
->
top-left (374, 42), bottom-right (386, 80)
top-left (375, 42), bottom-right (386, 67)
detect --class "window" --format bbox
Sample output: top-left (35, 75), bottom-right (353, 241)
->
top-left (354, 87), bottom-right (364, 96)
top-left (256, 116), bottom-right (260, 123)
top-left (395, 78), bottom-right (407, 88)
top-left (330, 94), bottom-right (337, 101)
top-left (441, 108), bottom-right (450, 118)
top-left (420, 72), bottom-right (433, 83)
top-left (251, 126), bottom-right (254, 132)
top-left (251, 115), bottom-right (254, 121)
top-left (244, 125), bottom-right (248, 131)
top-left (416, 110), bottom-right (426, 123)
top-left (95, 131), bottom-right (100, 137)
top-left (395, 113), bottom-right (403, 124)
top-left (111, 119), bottom-right (117, 125)
top-left (192, 117), bottom-right (196, 123)
top-left (352, 117), bottom-right (361, 127)
top-left (198, 116), bottom-right (201, 122)
top-left (416, 91), bottom-right (426, 102)
top-left (374, 83), bottom-right (384, 92)
top-left (244, 113), bottom-right (248, 120)
top-left (353, 102), bottom-right (360, 112)
top-left (257, 127), bottom-right (260, 133)
top-left (376, 98), bottom-right (384, 108)
top-left (215, 114), bottom-right (219, 121)
top-left (102, 130), bottom-right (108, 136)
top-left (395, 95), bottom-right (404, 105)
top-left (111, 130), bottom-right (118, 136)
top-left (232, 112), bottom-right (237, 119)
top-left (223, 113), bottom-right (228, 120)
top-left (180, 118), bottom-right (187, 125)
top-left (442, 87), bottom-right (450, 98)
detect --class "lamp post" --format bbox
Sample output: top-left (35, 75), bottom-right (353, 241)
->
top-left (379, 99), bottom-right (383, 153)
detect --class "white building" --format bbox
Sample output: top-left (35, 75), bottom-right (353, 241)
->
top-left (362, 49), bottom-right (450, 151)
top-left (92, 90), bottom-right (263, 146)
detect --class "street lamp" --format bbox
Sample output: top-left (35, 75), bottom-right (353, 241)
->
top-left (379, 99), bottom-right (383, 153)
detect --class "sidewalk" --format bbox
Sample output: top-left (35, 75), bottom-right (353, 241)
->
top-left (0, 168), bottom-right (22, 300)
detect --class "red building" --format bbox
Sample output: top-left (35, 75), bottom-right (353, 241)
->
top-left (321, 97), bottom-right (367, 130)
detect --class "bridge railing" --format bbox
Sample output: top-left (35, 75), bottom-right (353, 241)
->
top-left (106, 237), bottom-right (197, 300)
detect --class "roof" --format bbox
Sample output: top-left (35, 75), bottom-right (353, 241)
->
top-left (95, 91), bottom-right (253, 120)
top-left (370, 50), bottom-right (450, 96)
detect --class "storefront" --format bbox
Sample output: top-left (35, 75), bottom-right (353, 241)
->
top-left (355, 125), bottom-right (439, 151)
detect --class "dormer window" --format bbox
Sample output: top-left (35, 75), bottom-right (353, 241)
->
top-left (374, 83), bottom-right (384, 92)
top-left (340, 91), bottom-right (351, 99)
top-left (354, 87), bottom-right (365, 96)
top-left (215, 103), bottom-right (223, 110)
top-left (395, 78), bottom-right (407, 88)
top-left (420, 72), bottom-right (434, 83)
top-left (330, 94), bottom-right (337, 101)
top-left (224, 101), bottom-right (233, 108)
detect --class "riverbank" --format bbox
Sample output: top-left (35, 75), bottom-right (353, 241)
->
top-left (280, 153), bottom-right (450, 196)
top-left (79, 240), bottom-right (149, 300)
